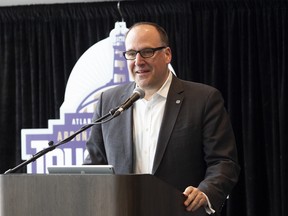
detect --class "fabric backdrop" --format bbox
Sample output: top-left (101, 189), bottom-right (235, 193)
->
top-left (0, 1), bottom-right (287, 216)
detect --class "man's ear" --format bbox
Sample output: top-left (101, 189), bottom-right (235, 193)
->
top-left (164, 47), bottom-right (172, 63)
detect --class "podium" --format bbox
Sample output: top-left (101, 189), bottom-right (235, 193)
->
top-left (0, 174), bottom-right (205, 216)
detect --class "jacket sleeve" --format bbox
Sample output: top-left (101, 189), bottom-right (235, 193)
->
top-left (83, 92), bottom-right (108, 165)
top-left (197, 89), bottom-right (240, 215)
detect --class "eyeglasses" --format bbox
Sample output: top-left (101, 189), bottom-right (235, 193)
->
top-left (123, 46), bottom-right (166, 60)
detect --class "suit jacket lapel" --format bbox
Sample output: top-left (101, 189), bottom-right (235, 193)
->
top-left (152, 76), bottom-right (184, 174)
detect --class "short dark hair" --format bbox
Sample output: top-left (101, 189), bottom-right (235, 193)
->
top-left (126, 22), bottom-right (169, 46)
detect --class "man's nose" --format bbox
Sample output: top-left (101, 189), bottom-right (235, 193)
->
top-left (134, 53), bottom-right (145, 65)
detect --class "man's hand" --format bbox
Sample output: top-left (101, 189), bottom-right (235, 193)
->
top-left (183, 186), bottom-right (208, 212)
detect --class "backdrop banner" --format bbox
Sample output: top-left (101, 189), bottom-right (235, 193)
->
top-left (21, 22), bottom-right (130, 173)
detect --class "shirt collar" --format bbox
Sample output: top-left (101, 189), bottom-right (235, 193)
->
top-left (155, 70), bottom-right (173, 99)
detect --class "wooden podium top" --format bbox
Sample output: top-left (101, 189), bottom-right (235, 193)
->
top-left (0, 174), bottom-right (203, 216)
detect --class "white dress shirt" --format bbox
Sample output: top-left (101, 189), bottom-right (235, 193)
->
top-left (132, 72), bottom-right (172, 174)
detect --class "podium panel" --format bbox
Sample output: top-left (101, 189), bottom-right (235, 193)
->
top-left (0, 174), bottom-right (205, 216)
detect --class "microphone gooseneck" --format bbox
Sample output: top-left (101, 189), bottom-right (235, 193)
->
top-left (3, 87), bottom-right (145, 174)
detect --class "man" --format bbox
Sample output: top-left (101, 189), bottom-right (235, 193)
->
top-left (84, 22), bottom-right (240, 215)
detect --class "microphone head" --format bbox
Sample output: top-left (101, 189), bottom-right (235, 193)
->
top-left (133, 87), bottom-right (145, 99)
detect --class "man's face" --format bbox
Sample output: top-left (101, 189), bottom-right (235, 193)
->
top-left (125, 25), bottom-right (172, 93)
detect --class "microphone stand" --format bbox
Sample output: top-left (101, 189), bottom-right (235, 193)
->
top-left (4, 108), bottom-right (118, 174)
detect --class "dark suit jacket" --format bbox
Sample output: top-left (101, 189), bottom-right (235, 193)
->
top-left (84, 75), bottom-right (240, 215)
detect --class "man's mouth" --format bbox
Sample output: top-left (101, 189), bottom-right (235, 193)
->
top-left (136, 70), bottom-right (149, 74)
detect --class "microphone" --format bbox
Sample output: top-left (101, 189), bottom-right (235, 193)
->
top-left (113, 88), bottom-right (145, 117)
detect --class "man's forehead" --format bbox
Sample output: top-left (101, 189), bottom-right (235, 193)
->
top-left (127, 24), bottom-right (158, 36)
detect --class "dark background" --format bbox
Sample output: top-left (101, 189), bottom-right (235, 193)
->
top-left (0, 1), bottom-right (287, 216)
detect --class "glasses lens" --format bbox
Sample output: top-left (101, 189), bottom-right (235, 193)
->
top-left (124, 51), bottom-right (136, 60)
top-left (140, 49), bottom-right (154, 58)
top-left (124, 47), bottom-right (165, 60)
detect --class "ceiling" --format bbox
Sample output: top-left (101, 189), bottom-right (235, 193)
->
top-left (0, 0), bottom-right (117, 7)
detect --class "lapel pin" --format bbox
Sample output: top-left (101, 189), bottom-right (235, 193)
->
top-left (176, 100), bottom-right (181, 104)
